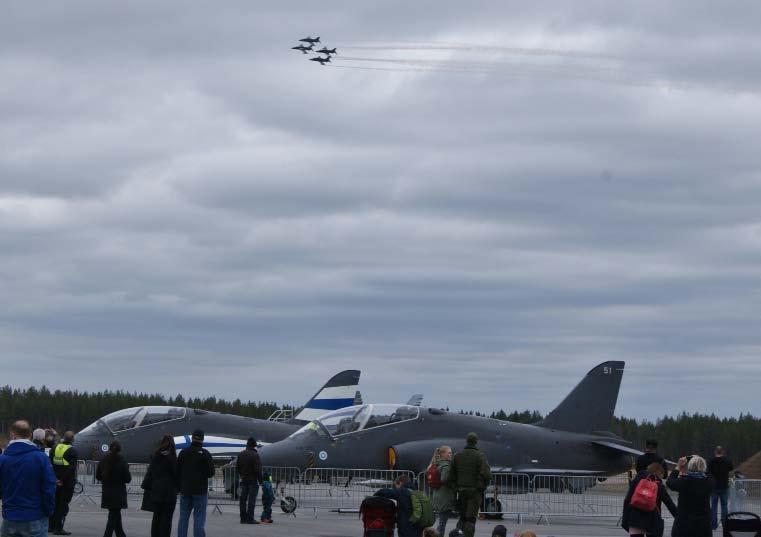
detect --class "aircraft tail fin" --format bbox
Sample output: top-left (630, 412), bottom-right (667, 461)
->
top-left (293, 370), bottom-right (361, 423)
top-left (536, 361), bottom-right (625, 434)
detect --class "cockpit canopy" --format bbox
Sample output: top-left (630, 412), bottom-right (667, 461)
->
top-left (81, 406), bottom-right (186, 435)
top-left (290, 404), bottom-right (420, 439)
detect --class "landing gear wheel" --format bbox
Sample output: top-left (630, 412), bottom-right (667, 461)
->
top-left (481, 497), bottom-right (503, 520)
top-left (280, 496), bottom-right (297, 514)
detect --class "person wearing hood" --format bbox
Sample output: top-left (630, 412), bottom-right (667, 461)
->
top-left (0, 420), bottom-right (57, 537)
top-left (260, 472), bottom-right (274, 524)
top-left (374, 475), bottom-right (422, 537)
top-left (96, 440), bottom-right (131, 537)
top-left (176, 430), bottom-right (215, 537)
top-left (236, 437), bottom-right (262, 524)
top-left (141, 435), bottom-right (178, 537)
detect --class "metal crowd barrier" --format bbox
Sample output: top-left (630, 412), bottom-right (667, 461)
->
top-left (731, 479), bottom-right (761, 516)
top-left (298, 468), bottom-right (416, 512)
top-left (73, 462), bottom-right (761, 524)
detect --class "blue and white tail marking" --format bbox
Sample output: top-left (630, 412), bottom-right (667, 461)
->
top-left (174, 435), bottom-right (268, 457)
top-left (294, 369), bottom-right (361, 423)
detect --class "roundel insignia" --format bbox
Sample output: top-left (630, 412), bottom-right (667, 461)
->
top-left (318, 450), bottom-right (328, 461)
top-left (101, 444), bottom-right (109, 453)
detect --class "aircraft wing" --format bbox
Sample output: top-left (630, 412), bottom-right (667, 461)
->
top-left (496, 466), bottom-right (607, 476)
top-left (593, 440), bottom-right (676, 468)
top-left (592, 440), bottom-right (644, 456)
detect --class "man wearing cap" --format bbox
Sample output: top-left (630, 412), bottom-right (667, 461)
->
top-left (176, 430), bottom-right (215, 537)
top-left (236, 437), bottom-right (263, 524)
top-left (450, 433), bottom-right (491, 537)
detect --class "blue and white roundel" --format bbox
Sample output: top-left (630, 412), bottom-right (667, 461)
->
top-left (319, 450), bottom-right (328, 461)
top-left (101, 444), bottom-right (109, 452)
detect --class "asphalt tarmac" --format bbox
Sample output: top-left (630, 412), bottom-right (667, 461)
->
top-left (63, 503), bottom-right (672, 537)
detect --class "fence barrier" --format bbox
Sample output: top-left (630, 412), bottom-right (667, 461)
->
top-left (73, 462), bottom-right (761, 523)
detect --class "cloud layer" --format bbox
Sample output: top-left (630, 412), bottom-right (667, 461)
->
top-left (2, 1), bottom-right (760, 420)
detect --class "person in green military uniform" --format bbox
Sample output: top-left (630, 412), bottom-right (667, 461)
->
top-left (449, 432), bottom-right (491, 537)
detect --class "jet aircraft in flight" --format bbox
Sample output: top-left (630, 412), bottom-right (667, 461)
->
top-left (310, 56), bottom-right (331, 66)
top-left (291, 44), bottom-right (314, 54)
top-left (299, 36), bottom-right (320, 44)
top-left (259, 362), bottom-right (640, 487)
top-left (315, 47), bottom-right (337, 55)
top-left (74, 370), bottom-right (360, 462)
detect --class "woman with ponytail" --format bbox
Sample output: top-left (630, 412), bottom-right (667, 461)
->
top-left (427, 446), bottom-right (455, 537)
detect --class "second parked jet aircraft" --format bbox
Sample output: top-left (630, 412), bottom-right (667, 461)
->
top-left (259, 362), bottom-right (640, 482)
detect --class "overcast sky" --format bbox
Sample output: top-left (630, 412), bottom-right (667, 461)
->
top-left (2, 1), bottom-right (760, 421)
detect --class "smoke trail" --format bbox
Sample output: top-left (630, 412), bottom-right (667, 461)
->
top-left (340, 41), bottom-right (623, 61)
top-left (331, 56), bottom-right (702, 92)
top-left (335, 55), bottom-right (626, 80)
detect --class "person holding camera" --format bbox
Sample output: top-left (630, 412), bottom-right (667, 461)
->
top-left (666, 455), bottom-right (715, 537)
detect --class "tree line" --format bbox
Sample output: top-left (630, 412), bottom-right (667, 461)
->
top-left (0, 386), bottom-right (288, 436)
top-left (1, 385), bottom-right (759, 465)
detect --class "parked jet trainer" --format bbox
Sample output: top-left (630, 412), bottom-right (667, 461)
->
top-left (74, 370), bottom-right (360, 462)
top-left (259, 362), bottom-right (639, 480)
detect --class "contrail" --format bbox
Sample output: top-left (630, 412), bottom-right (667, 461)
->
top-left (340, 41), bottom-right (623, 61)
top-left (337, 55), bottom-right (619, 73)
top-left (335, 55), bottom-right (626, 79)
top-left (332, 56), bottom-right (704, 92)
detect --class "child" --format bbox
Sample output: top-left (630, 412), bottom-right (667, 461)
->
top-left (261, 472), bottom-right (274, 523)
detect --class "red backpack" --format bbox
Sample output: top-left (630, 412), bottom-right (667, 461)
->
top-left (630, 476), bottom-right (659, 512)
top-left (426, 464), bottom-right (442, 489)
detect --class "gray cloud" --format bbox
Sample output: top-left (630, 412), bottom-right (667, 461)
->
top-left (1, 1), bottom-right (760, 421)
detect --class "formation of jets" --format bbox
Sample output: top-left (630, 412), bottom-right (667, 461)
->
top-left (291, 36), bottom-right (337, 66)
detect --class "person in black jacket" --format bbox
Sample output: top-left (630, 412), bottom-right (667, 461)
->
top-left (50, 430), bottom-right (79, 536)
top-left (141, 435), bottom-right (178, 537)
top-left (374, 475), bottom-right (422, 537)
top-left (707, 445), bottom-right (733, 530)
top-left (236, 437), bottom-right (262, 524)
top-left (96, 441), bottom-right (131, 537)
top-left (622, 462), bottom-right (677, 537)
top-left (636, 439), bottom-right (667, 474)
top-left (666, 455), bottom-right (715, 537)
top-left (176, 430), bottom-right (215, 537)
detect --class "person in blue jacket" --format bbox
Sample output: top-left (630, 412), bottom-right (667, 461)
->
top-left (260, 472), bottom-right (274, 523)
top-left (0, 420), bottom-right (57, 537)
top-left (374, 475), bottom-right (422, 537)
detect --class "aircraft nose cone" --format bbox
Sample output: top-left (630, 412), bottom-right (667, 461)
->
top-left (73, 435), bottom-right (107, 461)
top-left (259, 443), bottom-right (307, 469)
